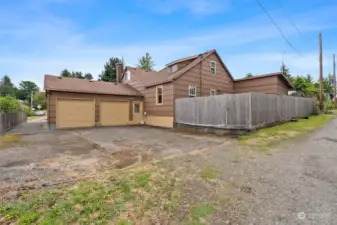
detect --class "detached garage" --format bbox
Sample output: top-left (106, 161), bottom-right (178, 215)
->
top-left (44, 75), bottom-right (143, 129)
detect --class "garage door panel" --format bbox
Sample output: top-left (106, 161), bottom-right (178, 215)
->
top-left (100, 102), bottom-right (129, 126)
top-left (57, 99), bottom-right (95, 128)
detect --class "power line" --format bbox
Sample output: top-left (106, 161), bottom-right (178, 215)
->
top-left (253, 0), bottom-right (300, 54)
top-left (275, 0), bottom-right (302, 35)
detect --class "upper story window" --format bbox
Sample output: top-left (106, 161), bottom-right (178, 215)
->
top-left (156, 86), bottom-right (163, 105)
top-left (210, 89), bottom-right (217, 96)
top-left (168, 64), bottom-right (178, 73)
top-left (188, 85), bottom-right (197, 97)
top-left (210, 61), bottom-right (216, 74)
top-left (124, 71), bottom-right (131, 81)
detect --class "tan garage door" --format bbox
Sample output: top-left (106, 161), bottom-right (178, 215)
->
top-left (57, 99), bottom-right (95, 128)
top-left (100, 101), bottom-right (129, 126)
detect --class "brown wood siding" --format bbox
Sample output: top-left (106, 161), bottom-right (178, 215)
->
top-left (176, 59), bottom-right (194, 71)
top-left (173, 52), bottom-right (234, 100)
top-left (144, 83), bottom-right (174, 117)
top-left (234, 76), bottom-right (279, 94)
top-left (48, 91), bottom-right (142, 125)
top-left (201, 53), bottom-right (233, 95)
top-left (173, 62), bottom-right (202, 99)
top-left (277, 77), bottom-right (290, 95)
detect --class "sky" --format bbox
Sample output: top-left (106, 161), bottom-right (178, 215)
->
top-left (0, 0), bottom-right (337, 89)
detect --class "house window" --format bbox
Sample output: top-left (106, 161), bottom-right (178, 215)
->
top-left (134, 103), bottom-right (140, 113)
top-left (188, 86), bottom-right (197, 97)
top-left (210, 89), bottom-right (217, 96)
top-left (210, 61), bottom-right (216, 74)
top-left (156, 86), bottom-right (163, 105)
top-left (168, 64), bottom-right (178, 73)
top-left (125, 71), bottom-right (131, 81)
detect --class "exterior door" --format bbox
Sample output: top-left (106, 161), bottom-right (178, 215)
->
top-left (133, 101), bottom-right (143, 123)
top-left (100, 101), bottom-right (129, 126)
top-left (57, 99), bottom-right (95, 128)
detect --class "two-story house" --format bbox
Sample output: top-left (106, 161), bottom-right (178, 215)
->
top-left (44, 49), bottom-right (292, 129)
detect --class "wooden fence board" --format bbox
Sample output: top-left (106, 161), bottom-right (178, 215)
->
top-left (175, 93), bottom-right (316, 130)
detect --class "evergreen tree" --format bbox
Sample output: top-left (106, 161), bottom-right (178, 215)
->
top-left (99, 57), bottom-right (123, 82)
top-left (280, 64), bottom-right (292, 80)
top-left (0, 75), bottom-right (16, 97)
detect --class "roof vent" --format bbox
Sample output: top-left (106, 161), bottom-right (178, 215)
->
top-left (89, 80), bottom-right (93, 82)
top-left (58, 77), bottom-right (63, 79)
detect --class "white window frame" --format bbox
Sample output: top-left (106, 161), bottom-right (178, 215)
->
top-left (188, 85), bottom-right (197, 97)
top-left (125, 71), bottom-right (131, 81)
top-left (210, 61), bottom-right (216, 74)
top-left (210, 89), bottom-right (217, 96)
top-left (156, 85), bottom-right (163, 105)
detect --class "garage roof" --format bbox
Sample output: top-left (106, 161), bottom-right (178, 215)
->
top-left (44, 75), bottom-right (143, 96)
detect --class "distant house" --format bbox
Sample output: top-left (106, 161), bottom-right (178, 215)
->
top-left (44, 49), bottom-right (293, 129)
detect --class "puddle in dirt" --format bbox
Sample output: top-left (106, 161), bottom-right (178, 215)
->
top-left (1, 160), bottom-right (29, 168)
top-left (111, 150), bottom-right (153, 169)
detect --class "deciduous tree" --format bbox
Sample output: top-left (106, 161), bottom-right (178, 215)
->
top-left (137, 53), bottom-right (155, 71)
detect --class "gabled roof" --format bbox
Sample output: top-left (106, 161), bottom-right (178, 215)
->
top-left (166, 54), bottom-right (200, 67)
top-left (235, 72), bottom-right (294, 88)
top-left (122, 66), bottom-right (170, 86)
top-left (44, 75), bottom-right (143, 96)
top-left (120, 49), bottom-right (234, 88)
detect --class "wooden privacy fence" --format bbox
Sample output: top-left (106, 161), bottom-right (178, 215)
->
top-left (0, 112), bottom-right (27, 134)
top-left (175, 93), bottom-right (316, 130)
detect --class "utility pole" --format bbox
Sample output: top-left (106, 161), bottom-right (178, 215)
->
top-left (319, 32), bottom-right (324, 113)
top-left (30, 92), bottom-right (33, 108)
top-left (333, 54), bottom-right (336, 108)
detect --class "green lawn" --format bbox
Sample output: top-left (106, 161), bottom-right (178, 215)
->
top-left (238, 113), bottom-right (336, 151)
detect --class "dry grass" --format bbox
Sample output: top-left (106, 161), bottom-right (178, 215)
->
top-left (0, 134), bottom-right (24, 148)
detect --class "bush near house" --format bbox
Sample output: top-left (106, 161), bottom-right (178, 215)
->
top-left (0, 96), bottom-right (21, 113)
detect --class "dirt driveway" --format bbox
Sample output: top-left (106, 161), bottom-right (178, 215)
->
top-left (0, 122), bottom-right (230, 198)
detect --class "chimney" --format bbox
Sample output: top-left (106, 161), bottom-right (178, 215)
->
top-left (116, 63), bottom-right (124, 84)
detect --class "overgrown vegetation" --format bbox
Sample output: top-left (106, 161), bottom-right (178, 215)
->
top-left (238, 113), bottom-right (336, 151)
top-left (0, 96), bottom-right (20, 113)
top-left (0, 169), bottom-right (182, 225)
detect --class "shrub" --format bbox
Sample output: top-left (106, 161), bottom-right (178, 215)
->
top-left (23, 106), bottom-right (34, 116)
top-left (0, 96), bottom-right (20, 113)
top-left (324, 99), bottom-right (334, 112)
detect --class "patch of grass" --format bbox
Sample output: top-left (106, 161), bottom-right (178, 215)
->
top-left (200, 168), bottom-right (218, 179)
top-left (192, 203), bottom-right (215, 218)
top-left (117, 219), bottom-right (133, 225)
top-left (238, 114), bottom-right (336, 150)
top-left (0, 169), bottom-right (182, 225)
top-left (134, 172), bottom-right (151, 188)
top-left (185, 202), bottom-right (215, 225)
top-left (0, 134), bottom-right (22, 148)
top-left (27, 115), bottom-right (44, 121)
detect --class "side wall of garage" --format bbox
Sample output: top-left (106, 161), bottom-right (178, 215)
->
top-left (47, 91), bottom-right (143, 129)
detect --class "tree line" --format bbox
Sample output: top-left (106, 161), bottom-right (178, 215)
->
top-left (0, 76), bottom-right (45, 109)
top-left (60, 52), bottom-right (155, 82)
